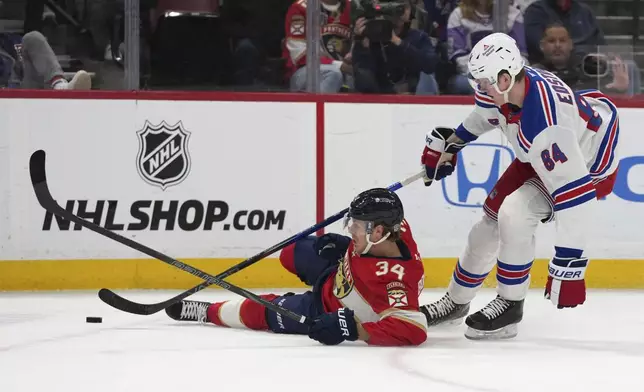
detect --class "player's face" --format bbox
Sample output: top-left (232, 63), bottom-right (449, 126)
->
top-left (470, 74), bottom-right (512, 104)
top-left (470, 77), bottom-right (500, 98)
top-left (344, 219), bottom-right (369, 253)
top-left (468, 77), bottom-right (492, 94)
top-left (345, 218), bottom-right (385, 254)
top-left (346, 218), bottom-right (367, 251)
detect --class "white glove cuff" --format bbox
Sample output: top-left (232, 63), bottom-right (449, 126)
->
top-left (425, 132), bottom-right (446, 152)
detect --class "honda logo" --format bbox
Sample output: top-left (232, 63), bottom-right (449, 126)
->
top-left (442, 143), bottom-right (515, 208)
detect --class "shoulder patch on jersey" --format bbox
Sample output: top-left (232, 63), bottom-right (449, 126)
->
top-left (333, 258), bottom-right (354, 299)
top-left (290, 15), bottom-right (305, 36)
top-left (387, 286), bottom-right (409, 308)
top-left (386, 281), bottom-right (406, 290)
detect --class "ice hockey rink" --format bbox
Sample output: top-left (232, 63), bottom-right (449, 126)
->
top-left (1, 289), bottom-right (643, 392)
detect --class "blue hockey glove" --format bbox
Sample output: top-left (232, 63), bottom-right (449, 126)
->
top-left (308, 308), bottom-right (358, 345)
top-left (314, 234), bottom-right (350, 265)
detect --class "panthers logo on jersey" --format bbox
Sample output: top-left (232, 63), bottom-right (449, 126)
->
top-left (333, 256), bottom-right (354, 299)
top-left (321, 23), bottom-right (351, 61)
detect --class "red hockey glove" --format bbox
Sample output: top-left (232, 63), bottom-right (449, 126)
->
top-left (545, 256), bottom-right (589, 309)
top-left (421, 127), bottom-right (465, 186)
top-left (421, 146), bottom-right (457, 186)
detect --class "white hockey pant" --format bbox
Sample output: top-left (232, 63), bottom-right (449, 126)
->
top-left (448, 182), bottom-right (552, 303)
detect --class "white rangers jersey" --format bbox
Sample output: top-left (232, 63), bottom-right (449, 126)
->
top-left (454, 66), bottom-right (620, 255)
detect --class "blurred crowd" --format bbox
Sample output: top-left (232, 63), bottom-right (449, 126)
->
top-left (0, 0), bottom-right (641, 96)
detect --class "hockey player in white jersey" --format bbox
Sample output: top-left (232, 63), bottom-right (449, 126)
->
top-left (418, 32), bottom-right (620, 339)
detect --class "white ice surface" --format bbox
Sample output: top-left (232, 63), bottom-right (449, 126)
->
top-left (1, 289), bottom-right (643, 392)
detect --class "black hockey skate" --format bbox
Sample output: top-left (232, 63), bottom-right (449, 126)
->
top-left (464, 295), bottom-right (524, 340)
top-left (420, 293), bottom-right (470, 327)
top-left (165, 300), bottom-right (211, 323)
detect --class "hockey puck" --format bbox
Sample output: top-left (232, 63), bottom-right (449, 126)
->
top-left (86, 317), bottom-right (102, 323)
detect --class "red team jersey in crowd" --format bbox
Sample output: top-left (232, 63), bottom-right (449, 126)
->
top-left (282, 0), bottom-right (352, 78)
top-left (320, 219), bottom-right (428, 346)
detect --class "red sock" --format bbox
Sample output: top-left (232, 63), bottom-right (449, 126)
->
top-left (206, 294), bottom-right (279, 330)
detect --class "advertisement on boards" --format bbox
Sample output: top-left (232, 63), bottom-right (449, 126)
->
top-left (325, 103), bottom-right (643, 260)
top-left (0, 99), bottom-right (317, 260)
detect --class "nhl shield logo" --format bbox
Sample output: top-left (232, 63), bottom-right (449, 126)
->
top-left (136, 120), bottom-right (191, 190)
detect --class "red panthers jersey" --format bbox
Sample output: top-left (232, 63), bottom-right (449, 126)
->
top-left (282, 0), bottom-right (352, 79)
top-left (320, 219), bottom-right (427, 346)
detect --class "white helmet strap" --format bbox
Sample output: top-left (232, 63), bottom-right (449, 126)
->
top-left (362, 222), bottom-right (391, 254)
top-left (494, 72), bottom-right (517, 103)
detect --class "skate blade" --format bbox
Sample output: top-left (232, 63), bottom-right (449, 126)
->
top-left (428, 317), bottom-right (465, 328)
top-left (445, 317), bottom-right (466, 327)
top-left (464, 323), bottom-right (518, 340)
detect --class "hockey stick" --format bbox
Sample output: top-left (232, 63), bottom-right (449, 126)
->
top-left (99, 168), bottom-right (426, 315)
top-left (29, 150), bottom-right (311, 325)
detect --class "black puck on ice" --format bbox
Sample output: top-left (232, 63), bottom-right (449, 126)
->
top-left (86, 316), bottom-right (102, 323)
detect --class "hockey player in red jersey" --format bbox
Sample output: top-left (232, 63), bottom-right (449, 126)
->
top-left (166, 188), bottom-right (428, 346)
top-left (418, 33), bottom-right (620, 340)
top-left (282, 0), bottom-right (353, 93)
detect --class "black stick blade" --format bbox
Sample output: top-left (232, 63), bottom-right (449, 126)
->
top-left (98, 288), bottom-right (159, 315)
top-left (29, 150), bottom-right (47, 186)
top-left (28, 149), bottom-right (310, 324)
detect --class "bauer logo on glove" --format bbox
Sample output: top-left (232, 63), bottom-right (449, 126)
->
top-left (545, 253), bottom-right (589, 309)
top-left (308, 307), bottom-right (359, 345)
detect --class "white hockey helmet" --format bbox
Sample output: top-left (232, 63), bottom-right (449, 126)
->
top-left (467, 32), bottom-right (525, 96)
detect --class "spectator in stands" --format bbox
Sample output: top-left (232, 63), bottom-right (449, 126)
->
top-left (352, 0), bottom-right (439, 94)
top-left (220, 0), bottom-right (292, 87)
top-left (0, 31), bottom-right (91, 89)
top-left (524, 0), bottom-right (604, 64)
top-left (446, 0), bottom-right (527, 94)
top-left (283, 0), bottom-right (352, 93)
top-left (421, 0), bottom-right (460, 43)
top-left (531, 23), bottom-right (632, 94)
top-left (414, 0), bottom-right (459, 95)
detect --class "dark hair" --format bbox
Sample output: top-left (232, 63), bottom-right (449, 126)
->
top-left (497, 67), bottom-right (525, 83)
top-left (460, 0), bottom-right (493, 21)
top-left (542, 22), bottom-right (570, 38)
top-left (383, 225), bottom-right (402, 241)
